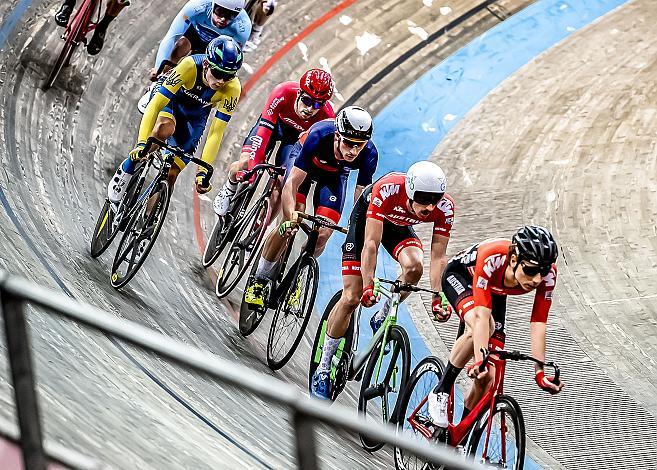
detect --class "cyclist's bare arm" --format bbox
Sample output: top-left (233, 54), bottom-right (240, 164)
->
top-left (469, 305), bottom-right (493, 372)
top-left (530, 321), bottom-right (564, 392)
top-left (353, 184), bottom-right (365, 205)
top-left (429, 233), bottom-right (449, 292)
top-left (282, 167), bottom-right (306, 221)
top-left (360, 217), bottom-right (384, 289)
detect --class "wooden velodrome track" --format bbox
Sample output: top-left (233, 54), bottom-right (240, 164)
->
top-left (0, 0), bottom-right (654, 467)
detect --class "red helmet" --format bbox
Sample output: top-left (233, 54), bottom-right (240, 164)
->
top-left (299, 69), bottom-right (334, 101)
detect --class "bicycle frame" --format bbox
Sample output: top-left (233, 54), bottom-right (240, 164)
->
top-left (64, 0), bottom-right (101, 44)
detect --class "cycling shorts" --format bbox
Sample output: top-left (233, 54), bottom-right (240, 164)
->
top-left (159, 103), bottom-right (207, 168)
top-left (441, 258), bottom-right (507, 346)
top-left (341, 190), bottom-right (422, 276)
top-left (183, 24), bottom-right (210, 56)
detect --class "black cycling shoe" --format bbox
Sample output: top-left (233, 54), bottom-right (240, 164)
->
top-left (54, 4), bottom-right (73, 27)
top-left (87, 28), bottom-right (106, 55)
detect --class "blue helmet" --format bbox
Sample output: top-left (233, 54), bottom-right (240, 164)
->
top-left (206, 35), bottom-right (243, 78)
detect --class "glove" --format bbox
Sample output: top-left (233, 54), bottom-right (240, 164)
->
top-left (129, 142), bottom-right (147, 161)
top-left (535, 370), bottom-right (561, 395)
top-left (360, 283), bottom-right (380, 308)
top-left (432, 292), bottom-right (452, 323)
top-left (236, 169), bottom-right (256, 184)
top-left (195, 172), bottom-right (212, 194)
top-left (278, 220), bottom-right (298, 237)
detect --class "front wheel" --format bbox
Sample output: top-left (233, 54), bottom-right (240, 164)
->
top-left (110, 180), bottom-right (170, 289)
top-left (266, 255), bottom-right (318, 370)
top-left (466, 395), bottom-right (525, 469)
top-left (394, 356), bottom-right (445, 470)
top-left (358, 324), bottom-right (411, 452)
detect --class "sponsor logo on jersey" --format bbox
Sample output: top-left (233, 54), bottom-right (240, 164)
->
top-left (379, 183), bottom-right (400, 200)
top-left (345, 243), bottom-right (354, 251)
top-left (393, 205), bottom-right (406, 213)
top-left (224, 96), bottom-right (238, 113)
top-left (372, 197), bottom-right (382, 207)
top-left (545, 290), bottom-right (553, 300)
top-left (543, 270), bottom-right (556, 287)
top-left (248, 135), bottom-right (263, 160)
top-left (181, 87), bottom-right (211, 107)
top-left (445, 217), bottom-right (453, 225)
top-left (387, 213), bottom-right (421, 225)
top-left (329, 195), bottom-right (337, 202)
top-left (483, 254), bottom-right (506, 277)
top-left (495, 321), bottom-right (503, 331)
top-left (282, 117), bottom-right (304, 131)
top-left (459, 299), bottom-right (474, 314)
top-left (267, 96), bottom-right (284, 116)
top-left (165, 72), bottom-right (183, 88)
top-left (476, 276), bottom-right (488, 289)
top-left (446, 275), bottom-right (465, 295)
top-left (437, 198), bottom-right (453, 216)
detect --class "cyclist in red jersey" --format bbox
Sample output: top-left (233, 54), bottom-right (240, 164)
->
top-left (428, 226), bottom-right (564, 427)
top-left (311, 161), bottom-right (455, 399)
top-left (213, 68), bottom-right (335, 216)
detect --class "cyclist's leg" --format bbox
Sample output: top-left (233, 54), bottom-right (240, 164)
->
top-left (88, 0), bottom-right (129, 55)
top-left (268, 138), bottom-right (297, 219)
top-left (312, 173), bottom-right (346, 256)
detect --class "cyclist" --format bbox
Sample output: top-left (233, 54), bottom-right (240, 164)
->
top-left (54, 0), bottom-right (129, 55)
top-left (242, 106), bottom-right (378, 310)
top-left (107, 36), bottom-right (242, 204)
top-left (428, 226), bottom-right (565, 428)
top-left (212, 68), bottom-right (335, 217)
top-left (149, 0), bottom-right (251, 81)
top-left (244, 0), bottom-right (276, 52)
top-left (310, 161), bottom-right (455, 399)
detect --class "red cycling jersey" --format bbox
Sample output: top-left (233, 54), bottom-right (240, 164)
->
top-left (454, 239), bottom-right (557, 322)
top-left (365, 173), bottom-right (455, 236)
top-left (245, 81), bottom-right (335, 168)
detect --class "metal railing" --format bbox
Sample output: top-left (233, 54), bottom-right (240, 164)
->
top-left (0, 271), bottom-right (481, 470)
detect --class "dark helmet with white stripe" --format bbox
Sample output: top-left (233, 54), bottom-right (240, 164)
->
top-left (512, 225), bottom-right (558, 265)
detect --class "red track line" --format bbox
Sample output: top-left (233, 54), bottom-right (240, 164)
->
top-left (193, 0), bottom-right (357, 314)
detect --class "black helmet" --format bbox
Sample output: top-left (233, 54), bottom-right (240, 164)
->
top-left (512, 225), bottom-right (558, 265)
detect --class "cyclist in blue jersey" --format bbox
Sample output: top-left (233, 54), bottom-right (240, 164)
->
top-left (243, 106), bottom-right (379, 309)
top-left (148, 0), bottom-right (251, 81)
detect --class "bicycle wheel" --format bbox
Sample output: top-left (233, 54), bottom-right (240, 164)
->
top-left (266, 255), bottom-right (318, 370)
top-left (358, 324), bottom-right (411, 452)
top-left (110, 180), bottom-right (170, 289)
top-left (308, 290), bottom-right (355, 401)
top-left (90, 199), bottom-right (118, 258)
top-left (393, 356), bottom-right (445, 470)
top-left (216, 196), bottom-right (271, 298)
top-left (466, 395), bottom-right (525, 469)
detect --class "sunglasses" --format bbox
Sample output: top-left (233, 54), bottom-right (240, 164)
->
top-left (213, 5), bottom-right (239, 21)
top-left (413, 191), bottom-right (444, 206)
top-left (520, 262), bottom-right (551, 277)
top-left (340, 135), bottom-right (367, 148)
top-left (299, 94), bottom-right (325, 110)
top-left (208, 65), bottom-right (236, 81)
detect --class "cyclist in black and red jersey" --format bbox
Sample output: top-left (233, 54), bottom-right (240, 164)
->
top-left (311, 161), bottom-right (456, 399)
top-left (213, 68), bottom-right (335, 217)
top-left (428, 226), bottom-right (565, 427)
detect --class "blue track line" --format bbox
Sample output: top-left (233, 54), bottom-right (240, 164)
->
top-left (0, 0), bottom-right (34, 50)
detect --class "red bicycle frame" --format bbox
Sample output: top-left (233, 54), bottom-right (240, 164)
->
top-left (63, 0), bottom-right (101, 45)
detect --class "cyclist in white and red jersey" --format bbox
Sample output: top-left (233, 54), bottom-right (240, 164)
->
top-left (311, 161), bottom-right (455, 399)
top-left (428, 226), bottom-right (564, 427)
top-left (213, 69), bottom-right (335, 216)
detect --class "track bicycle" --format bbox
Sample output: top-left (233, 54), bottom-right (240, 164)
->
top-left (309, 278), bottom-right (442, 452)
top-left (90, 136), bottom-right (212, 289)
top-left (240, 211), bottom-right (347, 370)
top-left (202, 163), bottom-right (285, 298)
top-left (394, 328), bottom-right (561, 469)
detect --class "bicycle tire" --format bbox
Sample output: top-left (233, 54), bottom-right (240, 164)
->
top-left (466, 394), bottom-right (525, 469)
top-left (393, 356), bottom-right (445, 470)
top-left (202, 216), bottom-right (228, 267)
top-left (358, 324), bottom-right (411, 452)
top-left (266, 255), bottom-right (318, 370)
top-left (90, 199), bottom-right (118, 258)
top-left (308, 289), bottom-right (356, 401)
top-left (44, 36), bottom-right (77, 90)
top-left (110, 180), bottom-right (171, 289)
top-left (216, 196), bottom-right (271, 298)
top-left (238, 242), bottom-right (268, 336)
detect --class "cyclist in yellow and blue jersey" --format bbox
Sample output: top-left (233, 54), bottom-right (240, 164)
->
top-left (107, 35), bottom-right (243, 203)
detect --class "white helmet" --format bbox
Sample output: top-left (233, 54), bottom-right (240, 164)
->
top-left (336, 106), bottom-right (373, 142)
top-left (213, 0), bottom-right (245, 13)
top-left (405, 161), bottom-right (446, 204)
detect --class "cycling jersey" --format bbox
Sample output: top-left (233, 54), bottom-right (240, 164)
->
top-left (366, 172), bottom-right (454, 236)
top-left (245, 81), bottom-right (335, 169)
top-left (290, 119), bottom-right (378, 223)
top-left (342, 173), bottom-right (454, 276)
top-left (444, 239), bottom-right (557, 323)
top-left (140, 55), bottom-right (240, 169)
top-left (154, 0), bottom-right (251, 71)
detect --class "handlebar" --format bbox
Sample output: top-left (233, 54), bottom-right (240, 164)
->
top-left (142, 137), bottom-right (214, 182)
top-left (237, 163), bottom-right (286, 182)
top-left (153, 59), bottom-right (177, 80)
top-left (478, 348), bottom-right (561, 383)
top-left (375, 278), bottom-right (441, 296)
top-left (292, 211), bottom-right (348, 234)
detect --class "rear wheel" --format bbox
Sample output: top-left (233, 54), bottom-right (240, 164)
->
top-left (202, 216), bottom-right (229, 268)
top-left (266, 255), bottom-right (318, 370)
top-left (308, 290), bottom-right (356, 402)
top-left (466, 395), bottom-right (525, 469)
top-left (358, 324), bottom-right (411, 452)
top-left (44, 36), bottom-right (77, 89)
top-left (90, 199), bottom-right (118, 258)
top-left (110, 180), bottom-right (170, 289)
top-left (216, 197), bottom-right (271, 298)
top-left (394, 356), bottom-right (445, 470)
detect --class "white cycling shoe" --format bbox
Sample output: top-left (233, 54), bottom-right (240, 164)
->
top-left (107, 168), bottom-right (133, 204)
top-left (137, 82), bottom-right (157, 114)
top-left (427, 390), bottom-right (449, 428)
top-left (213, 185), bottom-right (235, 216)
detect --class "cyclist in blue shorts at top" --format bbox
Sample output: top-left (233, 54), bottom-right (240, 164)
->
top-left (243, 106), bottom-right (379, 309)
